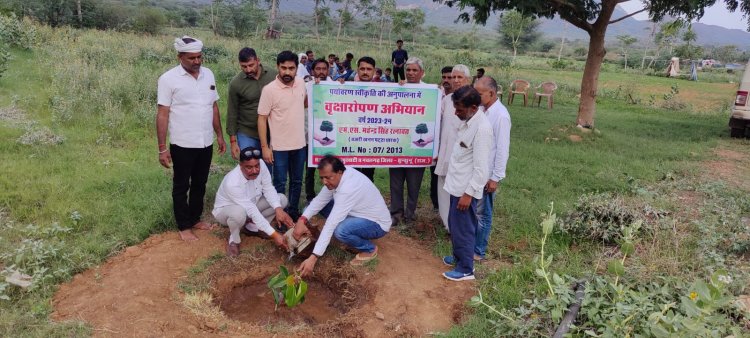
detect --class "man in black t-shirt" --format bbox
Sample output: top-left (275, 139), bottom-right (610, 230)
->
top-left (391, 40), bottom-right (408, 83)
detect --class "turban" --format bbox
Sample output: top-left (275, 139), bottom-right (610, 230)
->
top-left (298, 53), bottom-right (307, 62)
top-left (174, 36), bottom-right (203, 53)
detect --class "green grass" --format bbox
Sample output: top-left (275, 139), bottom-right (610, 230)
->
top-left (0, 24), bottom-right (741, 337)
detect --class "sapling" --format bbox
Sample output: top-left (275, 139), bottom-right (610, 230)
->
top-left (536, 203), bottom-right (557, 297)
top-left (267, 265), bottom-right (308, 311)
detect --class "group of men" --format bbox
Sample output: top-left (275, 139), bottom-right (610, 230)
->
top-left (156, 36), bottom-right (511, 281)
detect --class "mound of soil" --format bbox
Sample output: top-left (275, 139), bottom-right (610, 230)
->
top-left (52, 227), bottom-right (475, 337)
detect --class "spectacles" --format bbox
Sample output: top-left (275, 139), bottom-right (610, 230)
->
top-left (242, 149), bottom-right (261, 159)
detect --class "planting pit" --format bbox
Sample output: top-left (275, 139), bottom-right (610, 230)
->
top-left (214, 272), bottom-right (357, 326)
top-left (53, 230), bottom-right (475, 337)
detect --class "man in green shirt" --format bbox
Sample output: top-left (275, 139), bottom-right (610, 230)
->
top-left (227, 47), bottom-right (278, 160)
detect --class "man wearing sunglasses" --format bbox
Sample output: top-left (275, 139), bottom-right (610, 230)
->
top-left (212, 147), bottom-right (294, 257)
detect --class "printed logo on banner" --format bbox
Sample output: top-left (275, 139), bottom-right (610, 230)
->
top-left (308, 82), bottom-right (441, 168)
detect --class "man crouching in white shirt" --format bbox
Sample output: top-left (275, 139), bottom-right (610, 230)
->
top-left (292, 155), bottom-right (392, 277)
top-left (212, 147), bottom-right (294, 257)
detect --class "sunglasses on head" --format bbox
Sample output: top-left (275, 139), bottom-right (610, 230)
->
top-left (242, 148), bottom-right (261, 159)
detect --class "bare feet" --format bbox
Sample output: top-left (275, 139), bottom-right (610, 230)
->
top-left (193, 221), bottom-right (216, 230)
top-left (179, 229), bottom-right (199, 241)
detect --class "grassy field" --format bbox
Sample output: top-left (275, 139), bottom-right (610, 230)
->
top-left (0, 24), bottom-right (748, 336)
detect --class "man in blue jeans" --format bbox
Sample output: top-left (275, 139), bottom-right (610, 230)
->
top-left (226, 47), bottom-right (277, 161)
top-left (441, 85), bottom-right (492, 281)
top-left (258, 51), bottom-right (308, 222)
top-left (473, 76), bottom-right (511, 261)
top-left (292, 155), bottom-right (392, 277)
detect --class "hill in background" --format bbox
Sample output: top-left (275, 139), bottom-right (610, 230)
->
top-left (272, 0), bottom-right (750, 48)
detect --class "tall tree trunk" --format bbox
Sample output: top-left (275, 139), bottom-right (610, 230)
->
top-left (558, 23), bottom-right (567, 61)
top-left (210, 1), bottom-right (218, 36)
top-left (76, 0), bottom-right (82, 24)
top-left (576, 1), bottom-right (616, 128)
top-left (336, 0), bottom-right (350, 42)
top-left (269, 0), bottom-right (278, 31)
top-left (378, 14), bottom-right (385, 47)
top-left (512, 46), bottom-right (517, 61)
top-left (314, 0), bottom-right (320, 39)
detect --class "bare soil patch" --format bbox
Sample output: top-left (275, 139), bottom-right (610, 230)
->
top-left (52, 225), bottom-right (474, 337)
top-left (702, 145), bottom-right (750, 192)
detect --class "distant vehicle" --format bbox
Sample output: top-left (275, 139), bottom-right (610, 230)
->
top-left (726, 63), bottom-right (745, 70)
top-left (729, 61), bottom-right (750, 138)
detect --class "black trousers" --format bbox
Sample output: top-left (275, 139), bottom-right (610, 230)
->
top-left (170, 144), bottom-right (212, 230)
top-left (429, 165), bottom-right (439, 210)
top-left (393, 66), bottom-right (405, 83)
top-left (305, 166), bottom-right (317, 202)
top-left (389, 167), bottom-right (425, 221)
top-left (355, 167), bottom-right (375, 182)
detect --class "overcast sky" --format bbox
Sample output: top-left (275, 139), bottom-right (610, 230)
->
top-left (619, 2), bottom-right (749, 31)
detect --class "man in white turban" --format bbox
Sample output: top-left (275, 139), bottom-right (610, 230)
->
top-left (156, 36), bottom-right (227, 241)
top-left (297, 53), bottom-right (311, 80)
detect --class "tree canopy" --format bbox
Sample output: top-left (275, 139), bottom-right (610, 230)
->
top-left (497, 10), bottom-right (540, 60)
top-left (437, 0), bottom-right (750, 127)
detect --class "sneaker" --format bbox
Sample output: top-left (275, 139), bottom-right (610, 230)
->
top-left (442, 256), bottom-right (456, 266)
top-left (442, 269), bottom-right (475, 281)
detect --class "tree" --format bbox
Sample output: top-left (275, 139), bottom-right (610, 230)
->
top-left (375, 0), bottom-right (395, 46)
top-left (313, 0), bottom-right (337, 39)
top-left (497, 10), bottom-right (540, 61)
top-left (393, 8), bottom-right (426, 44)
top-left (336, 0), bottom-right (374, 41)
top-left (674, 24), bottom-right (703, 60)
top-left (616, 34), bottom-right (637, 69)
top-left (439, 0), bottom-right (750, 128)
top-left (320, 121), bottom-right (333, 141)
top-left (714, 44), bottom-right (740, 63)
top-left (268, 0), bottom-right (279, 30)
top-left (203, 0), bottom-right (266, 38)
top-left (130, 7), bottom-right (166, 35)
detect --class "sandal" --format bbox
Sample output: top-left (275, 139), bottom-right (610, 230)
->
top-left (350, 247), bottom-right (378, 266)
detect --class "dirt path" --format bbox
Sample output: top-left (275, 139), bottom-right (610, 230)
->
top-left (52, 228), bottom-right (474, 337)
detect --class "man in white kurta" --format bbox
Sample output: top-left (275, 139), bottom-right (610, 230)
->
top-left (213, 148), bottom-right (293, 256)
top-left (434, 64), bottom-right (472, 231)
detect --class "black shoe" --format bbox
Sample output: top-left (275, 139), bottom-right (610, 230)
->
top-left (241, 225), bottom-right (269, 239)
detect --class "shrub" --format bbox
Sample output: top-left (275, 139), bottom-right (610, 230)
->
top-left (474, 209), bottom-right (747, 337)
top-left (0, 14), bottom-right (37, 49)
top-left (201, 45), bottom-right (229, 64)
top-left (128, 7), bottom-right (166, 35)
top-left (547, 59), bottom-right (572, 70)
top-left (557, 192), bottom-right (658, 244)
top-left (0, 45), bottom-right (9, 78)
